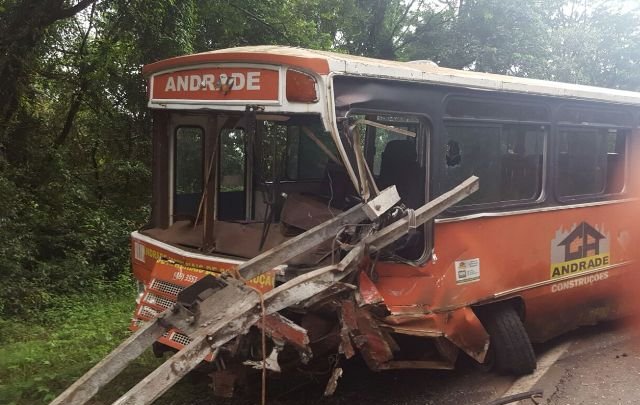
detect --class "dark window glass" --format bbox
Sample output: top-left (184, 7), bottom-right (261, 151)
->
top-left (556, 128), bottom-right (626, 198)
top-left (557, 107), bottom-right (633, 127)
top-left (444, 124), bottom-right (546, 206)
top-left (174, 126), bottom-right (203, 217)
top-left (446, 98), bottom-right (549, 122)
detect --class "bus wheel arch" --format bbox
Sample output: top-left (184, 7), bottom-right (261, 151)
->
top-left (472, 298), bottom-right (536, 375)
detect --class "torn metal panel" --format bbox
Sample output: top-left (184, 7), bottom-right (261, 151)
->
top-left (113, 264), bottom-right (359, 404)
top-left (338, 327), bottom-right (356, 359)
top-left (382, 312), bottom-right (443, 334)
top-left (338, 305), bottom-right (356, 359)
top-left (341, 299), bottom-right (395, 369)
top-left (243, 345), bottom-right (282, 371)
top-left (442, 306), bottom-right (490, 364)
top-left (381, 308), bottom-right (489, 363)
top-left (261, 313), bottom-right (311, 359)
top-left (357, 271), bottom-right (384, 306)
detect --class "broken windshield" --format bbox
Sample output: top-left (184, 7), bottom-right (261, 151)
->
top-left (144, 112), bottom-right (360, 261)
top-left (217, 114), bottom-right (342, 222)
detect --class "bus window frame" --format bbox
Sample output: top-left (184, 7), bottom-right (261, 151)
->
top-left (439, 93), bottom-right (553, 214)
top-left (441, 118), bottom-right (549, 212)
top-left (346, 108), bottom-right (433, 265)
top-left (444, 95), bottom-right (552, 123)
top-left (553, 122), bottom-right (631, 204)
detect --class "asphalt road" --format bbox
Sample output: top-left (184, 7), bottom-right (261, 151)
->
top-left (533, 317), bottom-right (640, 405)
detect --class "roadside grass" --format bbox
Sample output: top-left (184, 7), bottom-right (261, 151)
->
top-left (0, 275), bottom-right (239, 405)
top-left (0, 276), bottom-right (167, 405)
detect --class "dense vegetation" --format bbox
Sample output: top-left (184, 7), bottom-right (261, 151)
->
top-left (0, 0), bottom-right (639, 402)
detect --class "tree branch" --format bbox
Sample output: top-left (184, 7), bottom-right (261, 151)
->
top-left (389, 0), bottom-right (418, 41)
top-left (227, 3), bottom-right (294, 45)
top-left (53, 0), bottom-right (98, 22)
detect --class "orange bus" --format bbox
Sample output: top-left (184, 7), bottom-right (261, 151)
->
top-left (130, 46), bottom-right (640, 391)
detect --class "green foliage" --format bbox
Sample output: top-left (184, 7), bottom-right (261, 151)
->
top-left (0, 277), bottom-right (228, 405)
top-left (0, 277), bottom-right (137, 404)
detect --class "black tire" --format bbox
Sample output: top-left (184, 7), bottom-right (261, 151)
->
top-left (478, 302), bottom-right (536, 375)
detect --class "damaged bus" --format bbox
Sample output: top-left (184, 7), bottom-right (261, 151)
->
top-left (130, 46), bottom-right (640, 394)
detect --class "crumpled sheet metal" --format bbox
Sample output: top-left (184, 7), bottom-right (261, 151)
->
top-left (340, 299), bottom-right (394, 369)
top-left (381, 307), bottom-right (490, 363)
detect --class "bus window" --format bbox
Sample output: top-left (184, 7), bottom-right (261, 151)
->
top-left (556, 128), bottom-right (626, 198)
top-left (348, 114), bottom-right (423, 206)
top-left (218, 128), bottom-right (247, 220)
top-left (347, 114), bottom-right (426, 261)
top-left (174, 126), bottom-right (203, 219)
top-left (444, 124), bottom-right (546, 206)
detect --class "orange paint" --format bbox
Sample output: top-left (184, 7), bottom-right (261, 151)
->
top-left (129, 236), bottom-right (277, 358)
top-left (371, 202), bottom-right (638, 347)
top-left (143, 51), bottom-right (330, 77)
top-left (151, 67), bottom-right (279, 102)
top-left (130, 238), bottom-right (276, 293)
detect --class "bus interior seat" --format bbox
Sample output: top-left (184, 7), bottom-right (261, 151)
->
top-left (378, 139), bottom-right (421, 208)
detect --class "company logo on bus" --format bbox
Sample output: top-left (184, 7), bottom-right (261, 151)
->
top-left (151, 67), bottom-right (279, 102)
top-left (550, 222), bottom-right (610, 279)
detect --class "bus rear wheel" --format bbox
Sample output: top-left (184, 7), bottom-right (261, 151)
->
top-left (478, 302), bottom-right (536, 375)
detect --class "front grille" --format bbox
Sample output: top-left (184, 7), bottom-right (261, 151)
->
top-left (131, 277), bottom-right (214, 362)
top-left (138, 305), bottom-right (160, 319)
top-left (170, 331), bottom-right (193, 346)
top-left (150, 279), bottom-right (184, 297)
top-left (144, 292), bottom-right (174, 310)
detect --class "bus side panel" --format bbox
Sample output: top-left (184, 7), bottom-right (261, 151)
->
top-left (517, 261), bottom-right (637, 342)
top-left (373, 202), bottom-right (637, 341)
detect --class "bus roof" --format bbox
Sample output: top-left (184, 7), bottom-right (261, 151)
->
top-left (143, 45), bottom-right (640, 107)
